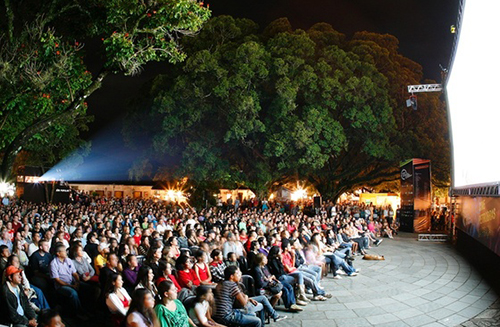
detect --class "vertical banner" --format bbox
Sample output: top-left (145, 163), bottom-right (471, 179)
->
top-left (413, 159), bottom-right (432, 232)
top-left (400, 159), bottom-right (415, 232)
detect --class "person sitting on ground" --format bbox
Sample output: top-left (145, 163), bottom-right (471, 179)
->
top-left (105, 274), bottom-right (131, 327)
top-left (124, 288), bottom-right (159, 327)
top-left (2, 265), bottom-right (38, 327)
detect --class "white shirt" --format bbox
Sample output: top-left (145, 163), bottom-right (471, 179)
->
top-left (106, 288), bottom-right (131, 316)
top-left (189, 300), bottom-right (209, 325)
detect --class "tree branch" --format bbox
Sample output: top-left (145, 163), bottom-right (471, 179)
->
top-left (0, 69), bottom-right (109, 180)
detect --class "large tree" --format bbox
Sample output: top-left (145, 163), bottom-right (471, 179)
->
top-left (0, 0), bottom-right (210, 180)
top-left (124, 16), bottom-right (450, 200)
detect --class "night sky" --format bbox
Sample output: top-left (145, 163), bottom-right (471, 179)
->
top-left (86, 0), bottom-right (459, 137)
top-left (79, 0), bottom-right (459, 180)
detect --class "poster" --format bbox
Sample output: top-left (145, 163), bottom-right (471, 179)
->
top-left (457, 196), bottom-right (500, 256)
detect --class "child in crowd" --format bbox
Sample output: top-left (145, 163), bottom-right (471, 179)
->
top-left (188, 285), bottom-right (226, 327)
top-left (194, 250), bottom-right (215, 286)
top-left (225, 252), bottom-right (239, 268)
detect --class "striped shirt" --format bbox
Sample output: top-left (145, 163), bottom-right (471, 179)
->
top-left (214, 281), bottom-right (240, 320)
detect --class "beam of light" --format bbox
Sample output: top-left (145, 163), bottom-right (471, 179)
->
top-left (40, 123), bottom-right (173, 183)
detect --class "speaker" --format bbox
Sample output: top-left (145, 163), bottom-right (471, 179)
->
top-left (313, 196), bottom-right (322, 208)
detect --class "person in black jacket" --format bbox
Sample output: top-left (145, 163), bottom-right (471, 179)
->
top-left (2, 266), bottom-right (37, 327)
top-left (266, 246), bottom-right (309, 303)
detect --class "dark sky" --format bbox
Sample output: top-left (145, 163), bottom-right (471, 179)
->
top-left (83, 0), bottom-right (459, 159)
top-left (86, 0), bottom-right (459, 137)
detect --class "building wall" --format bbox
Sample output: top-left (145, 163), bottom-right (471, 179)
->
top-left (69, 184), bottom-right (153, 199)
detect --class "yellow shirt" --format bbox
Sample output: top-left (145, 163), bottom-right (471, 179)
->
top-left (94, 254), bottom-right (107, 275)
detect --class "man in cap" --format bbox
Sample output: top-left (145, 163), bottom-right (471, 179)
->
top-left (94, 242), bottom-right (109, 275)
top-left (2, 265), bottom-right (38, 326)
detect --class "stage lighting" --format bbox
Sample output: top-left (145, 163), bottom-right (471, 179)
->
top-left (0, 182), bottom-right (15, 197)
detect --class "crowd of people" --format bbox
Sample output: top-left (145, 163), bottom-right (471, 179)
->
top-left (0, 195), bottom-right (399, 327)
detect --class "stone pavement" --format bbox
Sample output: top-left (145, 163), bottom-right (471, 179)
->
top-left (271, 233), bottom-right (499, 327)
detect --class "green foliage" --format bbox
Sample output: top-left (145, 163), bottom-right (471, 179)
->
top-left (0, 0), bottom-right (211, 180)
top-left (100, 0), bottom-right (211, 75)
top-left (125, 17), bottom-right (450, 200)
top-left (124, 16), bottom-right (449, 200)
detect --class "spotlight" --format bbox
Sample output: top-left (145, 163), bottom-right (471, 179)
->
top-left (0, 182), bottom-right (15, 197)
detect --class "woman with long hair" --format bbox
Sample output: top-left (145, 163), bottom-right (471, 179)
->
top-left (146, 246), bottom-right (162, 280)
top-left (135, 265), bottom-right (158, 297)
top-left (267, 246), bottom-right (312, 302)
top-left (105, 274), bottom-right (131, 327)
top-left (253, 253), bottom-right (303, 311)
top-left (155, 280), bottom-right (195, 327)
top-left (156, 260), bottom-right (181, 292)
top-left (176, 255), bottom-right (201, 289)
top-left (125, 288), bottom-right (159, 327)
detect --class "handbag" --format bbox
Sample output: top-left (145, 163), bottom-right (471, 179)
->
top-left (266, 280), bottom-right (283, 294)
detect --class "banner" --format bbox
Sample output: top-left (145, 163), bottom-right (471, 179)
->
top-left (413, 160), bottom-right (432, 232)
top-left (457, 196), bottom-right (500, 256)
top-left (400, 159), bottom-right (415, 232)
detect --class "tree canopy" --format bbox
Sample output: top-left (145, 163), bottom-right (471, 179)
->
top-left (126, 16), bottom-right (449, 200)
top-left (0, 0), bottom-right (210, 180)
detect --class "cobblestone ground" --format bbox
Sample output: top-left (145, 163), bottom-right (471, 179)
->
top-left (271, 233), bottom-right (499, 327)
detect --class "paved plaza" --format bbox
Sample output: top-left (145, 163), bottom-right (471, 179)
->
top-left (272, 233), bottom-right (499, 327)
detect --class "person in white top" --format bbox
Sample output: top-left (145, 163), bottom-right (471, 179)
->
top-left (105, 274), bottom-right (131, 317)
top-left (27, 232), bottom-right (41, 257)
top-left (189, 285), bottom-right (226, 327)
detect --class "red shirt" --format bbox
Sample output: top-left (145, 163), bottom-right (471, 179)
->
top-left (281, 252), bottom-right (297, 273)
top-left (157, 275), bottom-right (182, 292)
top-left (195, 263), bottom-right (210, 282)
top-left (177, 269), bottom-right (201, 288)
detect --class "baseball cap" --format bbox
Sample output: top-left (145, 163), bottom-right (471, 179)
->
top-left (98, 242), bottom-right (109, 251)
top-left (5, 266), bottom-right (22, 277)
